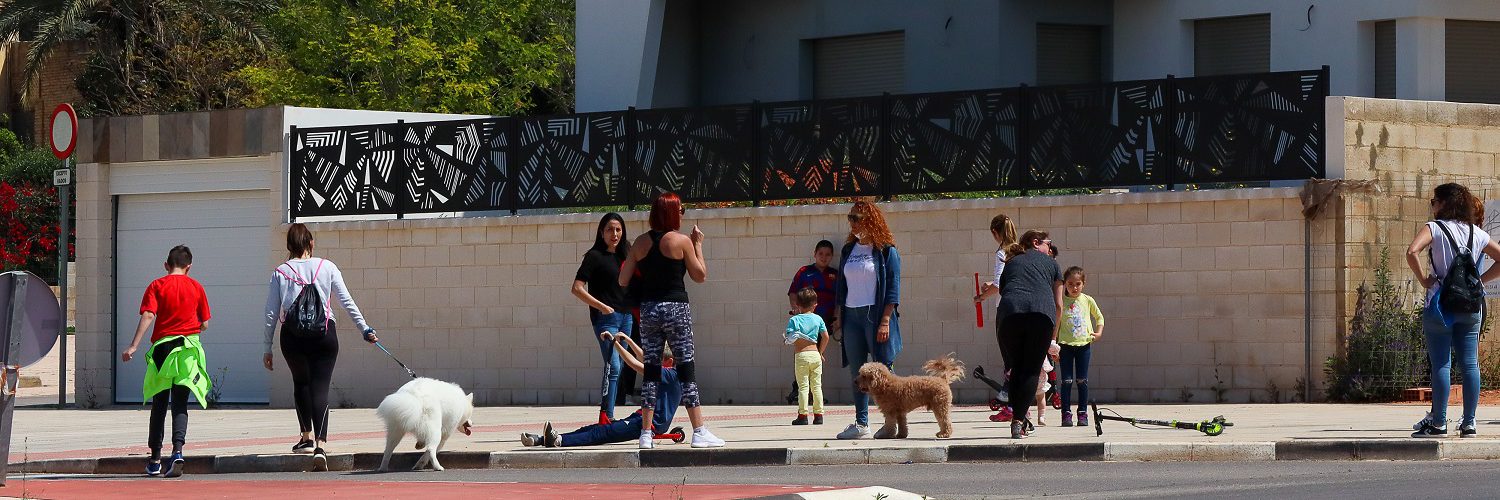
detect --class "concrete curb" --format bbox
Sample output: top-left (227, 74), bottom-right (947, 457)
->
top-left (1104, 442), bottom-right (1277, 461)
top-left (490, 449), bottom-right (641, 469)
top-left (14, 439), bottom-right (1500, 474)
top-left (1275, 440), bottom-right (1439, 461)
top-left (786, 446), bottom-right (948, 465)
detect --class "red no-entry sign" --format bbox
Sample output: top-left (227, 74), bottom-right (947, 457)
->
top-left (49, 103), bottom-right (77, 160)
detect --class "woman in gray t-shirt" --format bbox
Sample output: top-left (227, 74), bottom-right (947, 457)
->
top-left (997, 230), bottom-right (1064, 439)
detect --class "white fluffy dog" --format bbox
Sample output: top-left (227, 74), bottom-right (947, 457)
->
top-left (375, 377), bottom-right (475, 471)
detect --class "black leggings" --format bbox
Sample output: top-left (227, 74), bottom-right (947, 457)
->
top-left (999, 313), bottom-right (1055, 419)
top-left (995, 305), bottom-right (1013, 372)
top-left (148, 337), bottom-right (189, 458)
top-left (281, 323), bottom-right (339, 441)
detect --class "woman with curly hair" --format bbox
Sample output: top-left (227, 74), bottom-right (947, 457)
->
top-left (832, 199), bottom-right (903, 440)
top-left (1407, 183), bottom-right (1500, 438)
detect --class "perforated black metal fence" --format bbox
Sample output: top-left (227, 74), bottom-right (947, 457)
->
top-left (289, 67), bottom-right (1329, 219)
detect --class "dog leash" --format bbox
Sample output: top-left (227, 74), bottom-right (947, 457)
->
top-left (374, 342), bottom-right (418, 379)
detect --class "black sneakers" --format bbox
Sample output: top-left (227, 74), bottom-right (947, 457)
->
top-left (1412, 421), bottom-right (1448, 438)
top-left (791, 415), bottom-right (809, 425)
top-left (520, 432), bottom-right (543, 446)
top-left (293, 438), bottom-right (316, 454)
top-left (1460, 422), bottom-right (1478, 438)
top-left (312, 448), bottom-right (328, 471)
top-left (542, 422), bottom-right (561, 447)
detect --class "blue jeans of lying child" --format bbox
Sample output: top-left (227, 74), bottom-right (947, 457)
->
top-left (561, 413), bottom-right (645, 447)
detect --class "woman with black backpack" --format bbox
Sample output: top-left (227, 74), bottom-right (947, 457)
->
top-left (262, 223), bottom-right (379, 470)
top-left (1406, 183), bottom-right (1500, 438)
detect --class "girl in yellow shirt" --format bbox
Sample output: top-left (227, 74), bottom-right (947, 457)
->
top-left (1058, 266), bottom-right (1103, 428)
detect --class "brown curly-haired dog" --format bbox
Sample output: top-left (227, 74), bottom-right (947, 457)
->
top-left (855, 355), bottom-right (965, 439)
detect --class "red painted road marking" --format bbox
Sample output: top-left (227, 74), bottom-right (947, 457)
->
top-left (0, 479), bottom-right (835, 499)
top-left (10, 409), bottom-right (859, 462)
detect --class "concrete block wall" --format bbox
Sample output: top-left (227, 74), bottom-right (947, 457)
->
top-left (295, 188), bottom-right (1333, 408)
top-left (1335, 97), bottom-right (1500, 346)
top-left (72, 154), bottom-right (113, 409)
top-left (68, 103), bottom-right (1371, 408)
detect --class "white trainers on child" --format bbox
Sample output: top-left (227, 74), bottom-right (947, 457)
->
top-left (639, 430), bottom-right (655, 449)
top-left (690, 427), bottom-right (725, 448)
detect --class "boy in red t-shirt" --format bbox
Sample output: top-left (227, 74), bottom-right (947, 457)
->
top-left (122, 245), bottom-right (211, 478)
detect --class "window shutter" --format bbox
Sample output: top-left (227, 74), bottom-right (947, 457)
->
top-left (1037, 24), bottom-right (1104, 86)
top-left (1446, 20), bottom-right (1500, 104)
top-left (814, 32), bottom-right (905, 99)
top-left (1194, 14), bottom-right (1271, 76)
top-left (1374, 21), bottom-right (1396, 98)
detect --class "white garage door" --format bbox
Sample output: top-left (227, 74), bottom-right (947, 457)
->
top-left (115, 190), bottom-right (271, 404)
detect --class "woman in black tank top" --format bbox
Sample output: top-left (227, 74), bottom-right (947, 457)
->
top-left (637, 230), bottom-right (690, 302)
top-left (618, 193), bottom-right (724, 449)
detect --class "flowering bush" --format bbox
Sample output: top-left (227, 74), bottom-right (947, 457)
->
top-left (0, 181), bottom-right (73, 283)
top-left (1324, 251), bottom-right (1427, 402)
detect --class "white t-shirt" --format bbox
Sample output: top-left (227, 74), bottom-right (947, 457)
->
top-left (992, 248), bottom-right (1008, 308)
top-left (262, 257), bottom-right (371, 354)
top-left (844, 244), bottom-right (878, 308)
top-left (1428, 220), bottom-right (1491, 280)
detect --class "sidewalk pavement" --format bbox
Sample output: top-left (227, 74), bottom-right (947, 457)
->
top-left (12, 337), bottom-right (73, 408)
top-left (8, 403), bottom-right (1500, 474)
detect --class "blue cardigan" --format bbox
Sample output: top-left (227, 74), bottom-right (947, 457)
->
top-left (835, 241), bottom-right (902, 367)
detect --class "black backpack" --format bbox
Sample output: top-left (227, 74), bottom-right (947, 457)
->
top-left (278, 260), bottom-right (328, 339)
top-left (1433, 222), bottom-right (1486, 314)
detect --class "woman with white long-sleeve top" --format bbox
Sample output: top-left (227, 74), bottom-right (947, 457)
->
top-left (262, 223), bottom-right (379, 471)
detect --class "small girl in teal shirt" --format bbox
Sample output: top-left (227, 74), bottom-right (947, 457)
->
top-left (785, 288), bottom-right (829, 425)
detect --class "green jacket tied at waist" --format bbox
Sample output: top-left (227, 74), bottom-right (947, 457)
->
top-left (142, 335), bottom-right (211, 409)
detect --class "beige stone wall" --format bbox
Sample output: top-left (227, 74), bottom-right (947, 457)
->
top-left (69, 108), bottom-right (1347, 408)
top-left (1335, 97), bottom-right (1500, 347)
top-left (73, 154), bottom-right (113, 408)
top-left (286, 188), bottom-right (1333, 407)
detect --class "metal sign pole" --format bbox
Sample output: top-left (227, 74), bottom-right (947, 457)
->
top-left (0, 273), bottom-right (30, 485)
top-left (58, 157), bottom-right (70, 408)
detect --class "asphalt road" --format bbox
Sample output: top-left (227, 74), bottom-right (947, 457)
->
top-left (11, 460), bottom-right (1500, 499)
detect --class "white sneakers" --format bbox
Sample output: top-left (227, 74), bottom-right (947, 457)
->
top-left (640, 427), bottom-right (726, 448)
top-left (836, 423), bottom-right (872, 440)
top-left (690, 427), bottom-right (726, 448)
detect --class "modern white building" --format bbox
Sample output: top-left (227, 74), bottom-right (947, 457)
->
top-left (577, 0), bottom-right (1500, 111)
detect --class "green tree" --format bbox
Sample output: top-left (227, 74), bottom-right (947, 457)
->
top-left (0, 0), bottom-right (274, 116)
top-left (242, 0), bottom-right (574, 115)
